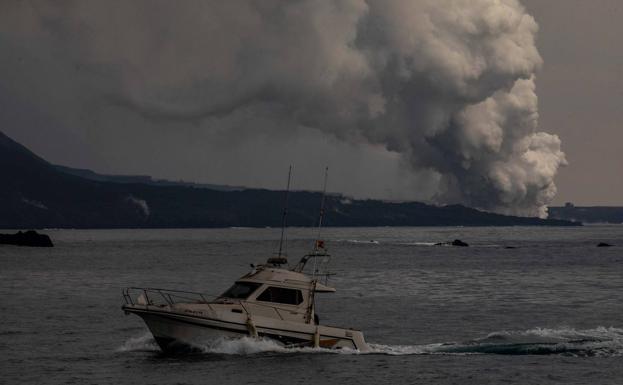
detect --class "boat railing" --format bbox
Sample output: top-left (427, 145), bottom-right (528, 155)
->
top-left (124, 287), bottom-right (313, 321)
top-left (293, 252), bottom-right (334, 285)
top-left (123, 287), bottom-right (216, 307)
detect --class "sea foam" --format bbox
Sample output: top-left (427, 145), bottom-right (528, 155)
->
top-left (118, 326), bottom-right (623, 357)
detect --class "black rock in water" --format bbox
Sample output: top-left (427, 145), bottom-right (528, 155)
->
top-left (0, 230), bottom-right (54, 247)
top-left (597, 242), bottom-right (613, 247)
top-left (434, 239), bottom-right (469, 247)
top-left (451, 239), bottom-right (469, 247)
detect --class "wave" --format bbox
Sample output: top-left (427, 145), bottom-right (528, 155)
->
top-left (117, 334), bottom-right (331, 355)
top-left (338, 239), bottom-right (380, 245)
top-left (117, 333), bottom-right (160, 352)
top-left (118, 327), bottom-right (623, 357)
top-left (334, 239), bottom-right (518, 247)
top-left (372, 327), bottom-right (623, 357)
top-left (396, 242), bottom-right (509, 248)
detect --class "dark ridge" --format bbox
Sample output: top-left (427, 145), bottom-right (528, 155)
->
top-left (0, 131), bottom-right (581, 229)
top-left (54, 164), bottom-right (244, 191)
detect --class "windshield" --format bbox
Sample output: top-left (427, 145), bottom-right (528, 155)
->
top-left (220, 282), bottom-right (261, 299)
top-left (256, 286), bottom-right (304, 305)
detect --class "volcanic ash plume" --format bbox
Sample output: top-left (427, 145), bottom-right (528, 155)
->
top-left (4, 0), bottom-right (566, 217)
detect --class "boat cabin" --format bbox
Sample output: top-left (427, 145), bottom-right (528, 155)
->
top-left (215, 265), bottom-right (334, 324)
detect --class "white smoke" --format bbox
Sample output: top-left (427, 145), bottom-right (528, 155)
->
top-left (126, 196), bottom-right (150, 217)
top-left (2, 0), bottom-right (566, 217)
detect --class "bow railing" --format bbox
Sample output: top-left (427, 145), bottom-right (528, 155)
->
top-left (123, 287), bottom-right (216, 306)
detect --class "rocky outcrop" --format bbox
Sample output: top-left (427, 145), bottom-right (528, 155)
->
top-left (451, 239), bottom-right (469, 247)
top-left (435, 239), bottom-right (469, 247)
top-left (0, 230), bottom-right (54, 247)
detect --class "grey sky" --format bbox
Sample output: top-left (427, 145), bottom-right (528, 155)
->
top-left (1, 1), bottom-right (620, 211)
top-left (522, 0), bottom-right (623, 205)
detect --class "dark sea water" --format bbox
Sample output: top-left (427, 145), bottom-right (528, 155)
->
top-left (1, 226), bottom-right (622, 384)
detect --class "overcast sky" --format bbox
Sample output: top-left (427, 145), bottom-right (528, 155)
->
top-left (1, 1), bottom-right (621, 211)
top-left (522, 0), bottom-right (623, 206)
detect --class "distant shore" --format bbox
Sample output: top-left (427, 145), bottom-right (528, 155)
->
top-left (1, 130), bottom-right (581, 229)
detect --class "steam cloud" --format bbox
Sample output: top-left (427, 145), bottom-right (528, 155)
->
top-left (2, 0), bottom-right (566, 217)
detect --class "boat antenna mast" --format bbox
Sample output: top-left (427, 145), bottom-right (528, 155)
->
top-left (269, 165), bottom-right (292, 266)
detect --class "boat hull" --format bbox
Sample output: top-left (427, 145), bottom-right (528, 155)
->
top-left (139, 311), bottom-right (249, 352)
top-left (123, 305), bottom-right (369, 353)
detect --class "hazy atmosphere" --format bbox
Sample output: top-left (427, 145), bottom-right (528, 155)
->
top-left (1, 0), bottom-right (621, 216)
top-left (2, 3), bottom-right (623, 384)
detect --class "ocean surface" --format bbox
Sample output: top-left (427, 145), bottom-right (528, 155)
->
top-left (1, 226), bottom-right (622, 384)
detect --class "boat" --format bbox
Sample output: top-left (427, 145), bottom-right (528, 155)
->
top-left (121, 250), bottom-right (369, 352)
top-left (121, 167), bottom-right (370, 352)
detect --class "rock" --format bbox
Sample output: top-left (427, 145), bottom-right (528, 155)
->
top-left (0, 230), bottom-right (54, 247)
top-left (597, 242), bottom-right (613, 247)
top-left (451, 239), bottom-right (469, 247)
top-left (435, 239), bottom-right (469, 247)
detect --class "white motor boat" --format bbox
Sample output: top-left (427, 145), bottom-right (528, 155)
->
top-left (122, 250), bottom-right (370, 352)
top-left (122, 167), bottom-right (369, 352)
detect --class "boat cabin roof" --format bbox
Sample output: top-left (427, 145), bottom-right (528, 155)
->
top-left (238, 266), bottom-right (335, 293)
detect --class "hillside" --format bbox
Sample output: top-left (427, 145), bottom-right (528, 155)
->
top-left (0, 131), bottom-right (579, 228)
top-left (53, 165), bottom-right (244, 191)
top-left (549, 205), bottom-right (623, 224)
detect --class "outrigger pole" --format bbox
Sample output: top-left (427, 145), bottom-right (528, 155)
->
top-left (292, 167), bottom-right (331, 275)
top-left (276, 165), bottom-right (292, 260)
top-left (311, 167), bottom-right (329, 278)
top-left (313, 166), bottom-right (329, 252)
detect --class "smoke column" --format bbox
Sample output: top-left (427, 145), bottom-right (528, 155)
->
top-left (2, 0), bottom-right (566, 217)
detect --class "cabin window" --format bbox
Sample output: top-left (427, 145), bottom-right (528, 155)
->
top-left (256, 286), bottom-right (304, 305)
top-left (221, 282), bottom-right (261, 299)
